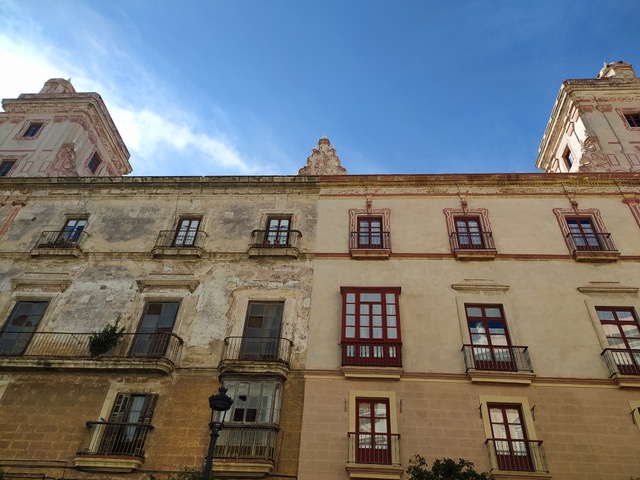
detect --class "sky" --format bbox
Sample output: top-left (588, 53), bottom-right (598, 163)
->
top-left (0, 1), bottom-right (639, 177)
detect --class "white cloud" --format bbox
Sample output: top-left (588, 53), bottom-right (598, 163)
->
top-left (0, 1), bottom-right (255, 176)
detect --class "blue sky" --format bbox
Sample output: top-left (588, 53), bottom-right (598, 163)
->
top-left (1, 1), bottom-right (638, 176)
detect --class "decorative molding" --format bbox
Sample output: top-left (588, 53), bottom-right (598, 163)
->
top-left (624, 199), bottom-right (640, 228)
top-left (11, 275), bottom-right (71, 292)
top-left (451, 280), bottom-right (509, 292)
top-left (349, 207), bottom-right (391, 232)
top-left (47, 143), bottom-right (78, 177)
top-left (298, 136), bottom-right (347, 175)
top-left (13, 118), bottom-right (50, 140)
top-left (136, 278), bottom-right (199, 293)
top-left (443, 207), bottom-right (493, 232)
top-left (577, 282), bottom-right (639, 295)
top-left (552, 207), bottom-right (619, 262)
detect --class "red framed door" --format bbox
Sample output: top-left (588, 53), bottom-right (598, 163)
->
top-left (455, 217), bottom-right (483, 248)
top-left (566, 218), bottom-right (600, 250)
top-left (466, 305), bottom-right (515, 371)
top-left (356, 398), bottom-right (391, 464)
top-left (598, 307), bottom-right (640, 374)
top-left (357, 217), bottom-right (382, 248)
top-left (489, 405), bottom-right (533, 472)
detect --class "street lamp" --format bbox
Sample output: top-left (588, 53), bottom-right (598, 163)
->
top-left (202, 385), bottom-right (233, 480)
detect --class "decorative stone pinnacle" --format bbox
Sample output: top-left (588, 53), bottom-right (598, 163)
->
top-left (298, 136), bottom-right (348, 176)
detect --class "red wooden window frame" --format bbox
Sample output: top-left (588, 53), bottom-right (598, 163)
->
top-left (357, 217), bottom-right (383, 248)
top-left (488, 404), bottom-right (533, 472)
top-left (355, 398), bottom-right (391, 464)
top-left (565, 217), bottom-right (601, 250)
top-left (454, 216), bottom-right (485, 248)
top-left (341, 287), bottom-right (401, 367)
top-left (597, 307), bottom-right (640, 375)
top-left (465, 304), bottom-right (516, 371)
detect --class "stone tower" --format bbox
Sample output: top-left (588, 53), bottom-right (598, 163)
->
top-left (0, 78), bottom-right (131, 177)
top-left (537, 61), bottom-right (640, 173)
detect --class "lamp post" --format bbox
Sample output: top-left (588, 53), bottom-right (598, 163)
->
top-left (202, 385), bottom-right (233, 480)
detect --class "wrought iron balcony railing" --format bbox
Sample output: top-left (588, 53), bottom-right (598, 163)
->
top-left (450, 231), bottom-right (495, 250)
top-left (250, 229), bottom-right (302, 249)
top-left (76, 421), bottom-right (154, 458)
top-left (349, 231), bottom-right (391, 250)
top-left (486, 438), bottom-right (548, 473)
top-left (0, 331), bottom-right (183, 365)
top-left (341, 340), bottom-right (402, 368)
top-left (214, 425), bottom-right (278, 461)
top-left (221, 336), bottom-right (292, 365)
top-left (462, 345), bottom-right (532, 373)
top-left (154, 229), bottom-right (207, 249)
top-left (35, 230), bottom-right (88, 249)
top-left (347, 432), bottom-right (401, 465)
top-left (601, 347), bottom-right (640, 376)
top-left (565, 232), bottom-right (617, 252)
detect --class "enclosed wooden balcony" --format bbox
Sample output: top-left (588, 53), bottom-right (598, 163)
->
top-left (248, 229), bottom-right (302, 258)
top-left (449, 231), bottom-right (497, 260)
top-left (0, 332), bottom-right (183, 374)
top-left (342, 340), bottom-right (402, 368)
top-left (151, 229), bottom-right (207, 258)
top-left (31, 230), bottom-right (88, 257)
top-left (218, 336), bottom-right (292, 377)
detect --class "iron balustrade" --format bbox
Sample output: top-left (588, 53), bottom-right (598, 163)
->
top-left (601, 347), bottom-right (640, 376)
top-left (0, 331), bottom-right (183, 363)
top-left (341, 340), bottom-right (402, 367)
top-left (36, 230), bottom-right (88, 249)
top-left (347, 432), bottom-right (401, 465)
top-left (485, 438), bottom-right (548, 473)
top-left (214, 425), bottom-right (278, 461)
top-left (222, 336), bottom-right (292, 364)
top-left (154, 229), bottom-right (207, 248)
top-left (77, 421), bottom-right (153, 458)
top-left (349, 231), bottom-right (391, 250)
top-left (462, 345), bottom-right (532, 372)
top-left (450, 231), bottom-right (495, 250)
top-left (565, 232), bottom-right (617, 252)
top-left (250, 229), bottom-right (302, 248)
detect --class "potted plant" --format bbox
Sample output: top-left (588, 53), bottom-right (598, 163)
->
top-left (88, 316), bottom-right (125, 358)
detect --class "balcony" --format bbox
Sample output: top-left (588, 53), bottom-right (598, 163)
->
top-left (602, 348), bottom-right (640, 387)
top-left (341, 341), bottom-right (402, 379)
top-left (349, 232), bottom-right (391, 259)
top-left (0, 332), bottom-right (183, 374)
top-left (565, 232), bottom-right (620, 262)
top-left (151, 230), bottom-right (207, 258)
top-left (74, 421), bottom-right (153, 472)
top-left (30, 230), bottom-right (88, 258)
top-left (248, 229), bottom-right (302, 258)
top-left (213, 425), bottom-right (277, 477)
top-left (449, 232), bottom-right (497, 260)
top-left (486, 439), bottom-right (550, 479)
top-left (346, 432), bottom-right (402, 480)
top-left (462, 345), bottom-right (534, 384)
top-left (218, 336), bottom-right (292, 378)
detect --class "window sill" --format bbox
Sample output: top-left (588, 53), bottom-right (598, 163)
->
top-left (218, 359), bottom-right (290, 379)
top-left (213, 458), bottom-right (274, 478)
top-left (31, 246), bottom-right (82, 258)
top-left (151, 246), bottom-right (203, 258)
top-left (74, 454), bottom-right (143, 473)
top-left (572, 250), bottom-right (620, 262)
top-left (349, 248), bottom-right (391, 259)
top-left (248, 246), bottom-right (299, 258)
top-left (610, 373), bottom-right (640, 389)
top-left (346, 462), bottom-right (403, 480)
top-left (489, 470), bottom-right (552, 480)
top-left (342, 366), bottom-right (403, 380)
top-left (453, 248), bottom-right (497, 260)
top-left (467, 369), bottom-right (534, 385)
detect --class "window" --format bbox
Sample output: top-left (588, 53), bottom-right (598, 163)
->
top-left (173, 217), bottom-right (201, 246)
top-left (265, 216), bottom-right (291, 246)
top-left (240, 302), bottom-right (283, 360)
top-left (214, 379), bottom-right (281, 461)
top-left (87, 152), bottom-right (102, 174)
top-left (130, 302), bottom-right (179, 357)
top-left (357, 217), bottom-right (383, 248)
top-left (341, 287), bottom-right (401, 367)
top-left (23, 122), bottom-right (43, 138)
top-left (562, 147), bottom-right (574, 171)
top-left (553, 208), bottom-right (618, 260)
top-left (355, 398), bottom-right (391, 464)
top-left (59, 218), bottom-right (87, 244)
top-left (566, 217), bottom-right (601, 250)
top-left (97, 393), bottom-right (156, 457)
top-left (0, 161), bottom-right (15, 177)
top-left (624, 113), bottom-right (640, 128)
top-left (465, 304), bottom-right (516, 371)
top-left (597, 307), bottom-right (640, 375)
top-left (488, 404), bottom-right (533, 471)
top-left (0, 301), bottom-right (49, 355)
top-left (454, 217), bottom-right (485, 249)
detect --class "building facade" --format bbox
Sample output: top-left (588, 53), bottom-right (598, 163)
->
top-left (0, 63), bottom-right (640, 480)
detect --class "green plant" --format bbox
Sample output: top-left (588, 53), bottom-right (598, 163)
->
top-left (407, 455), bottom-right (488, 480)
top-left (88, 316), bottom-right (125, 358)
top-left (147, 468), bottom-right (203, 480)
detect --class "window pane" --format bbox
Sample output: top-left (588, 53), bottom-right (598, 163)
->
top-left (597, 310), bottom-right (615, 321)
top-left (360, 293), bottom-right (381, 302)
top-left (486, 308), bottom-right (502, 317)
top-left (346, 293), bottom-right (355, 303)
top-left (385, 293), bottom-right (396, 304)
top-left (466, 307), bottom-right (482, 317)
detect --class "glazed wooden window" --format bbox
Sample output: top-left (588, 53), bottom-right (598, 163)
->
top-left (455, 217), bottom-right (484, 248)
top-left (355, 398), bottom-right (391, 464)
top-left (130, 302), bottom-right (179, 357)
top-left (223, 380), bottom-right (282, 425)
top-left (597, 307), bottom-right (640, 374)
top-left (87, 152), bottom-right (102, 174)
top-left (0, 161), bottom-right (15, 177)
top-left (0, 301), bottom-right (49, 355)
top-left (562, 148), bottom-right (574, 171)
top-left (566, 217), bottom-right (601, 250)
top-left (624, 113), bottom-right (640, 128)
top-left (466, 304), bottom-right (515, 371)
top-left (240, 302), bottom-right (283, 360)
top-left (488, 404), bottom-right (533, 471)
top-left (23, 122), bottom-right (43, 138)
top-left (99, 393), bottom-right (157, 456)
top-left (173, 217), bottom-right (201, 246)
top-left (357, 217), bottom-right (383, 248)
top-left (58, 218), bottom-right (87, 244)
top-left (265, 216), bottom-right (291, 246)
